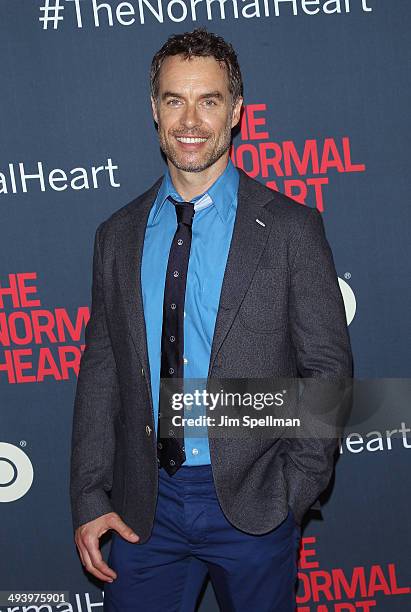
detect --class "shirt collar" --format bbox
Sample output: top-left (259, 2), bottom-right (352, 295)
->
top-left (151, 158), bottom-right (239, 225)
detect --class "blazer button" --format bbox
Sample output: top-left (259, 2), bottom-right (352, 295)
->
top-left (146, 425), bottom-right (152, 436)
top-left (141, 367), bottom-right (145, 377)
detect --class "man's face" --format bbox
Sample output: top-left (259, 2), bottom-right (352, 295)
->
top-left (151, 54), bottom-right (242, 173)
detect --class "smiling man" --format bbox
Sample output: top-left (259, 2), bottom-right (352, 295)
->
top-left (70, 28), bottom-right (353, 612)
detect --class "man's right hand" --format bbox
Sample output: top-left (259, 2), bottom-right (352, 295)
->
top-left (74, 512), bottom-right (140, 582)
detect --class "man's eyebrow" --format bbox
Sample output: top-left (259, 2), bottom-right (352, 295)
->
top-left (198, 91), bottom-right (224, 100)
top-left (161, 91), bottom-right (224, 101)
top-left (161, 91), bottom-right (182, 100)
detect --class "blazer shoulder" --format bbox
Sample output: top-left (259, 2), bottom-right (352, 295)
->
top-left (96, 175), bottom-right (163, 238)
top-left (238, 167), bottom-right (317, 226)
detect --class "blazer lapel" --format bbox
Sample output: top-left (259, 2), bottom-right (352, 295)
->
top-left (207, 169), bottom-right (275, 377)
top-left (115, 178), bottom-right (162, 397)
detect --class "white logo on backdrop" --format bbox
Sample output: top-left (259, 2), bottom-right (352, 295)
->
top-left (0, 442), bottom-right (34, 502)
top-left (338, 277), bottom-right (356, 325)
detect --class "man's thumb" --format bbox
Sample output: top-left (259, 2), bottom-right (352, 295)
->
top-left (114, 518), bottom-right (139, 542)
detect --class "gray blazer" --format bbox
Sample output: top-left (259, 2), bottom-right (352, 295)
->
top-left (70, 168), bottom-right (353, 541)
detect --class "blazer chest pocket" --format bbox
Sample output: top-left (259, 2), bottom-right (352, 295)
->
top-left (238, 267), bottom-right (288, 334)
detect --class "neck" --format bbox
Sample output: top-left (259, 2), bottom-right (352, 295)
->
top-left (167, 153), bottom-right (230, 201)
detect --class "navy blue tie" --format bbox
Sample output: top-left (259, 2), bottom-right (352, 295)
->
top-left (157, 196), bottom-right (195, 475)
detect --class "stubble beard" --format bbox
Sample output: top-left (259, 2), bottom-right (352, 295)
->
top-left (157, 117), bottom-right (233, 173)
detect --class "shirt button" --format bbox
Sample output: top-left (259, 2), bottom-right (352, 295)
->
top-left (192, 448), bottom-right (199, 456)
top-left (141, 367), bottom-right (145, 377)
top-left (171, 303), bottom-right (176, 310)
top-left (177, 238), bottom-right (183, 245)
top-left (173, 270), bottom-right (179, 278)
top-left (170, 336), bottom-right (175, 342)
top-left (146, 425), bottom-right (152, 436)
top-left (169, 367), bottom-right (174, 374)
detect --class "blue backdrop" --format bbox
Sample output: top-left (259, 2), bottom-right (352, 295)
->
top-left (1, 1), bottom-right (410, 610)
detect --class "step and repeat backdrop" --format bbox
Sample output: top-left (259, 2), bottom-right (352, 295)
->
top-left (1, 1), bottom-right (410, 610)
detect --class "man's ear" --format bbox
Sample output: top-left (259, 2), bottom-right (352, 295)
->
top-left (151, 96), bottom-right (158, 124)
top-left (231, 97), bottom-right (243, 129)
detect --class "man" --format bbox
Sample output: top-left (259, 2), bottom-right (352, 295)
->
top-left (70, 28), bottom-right (353, 611)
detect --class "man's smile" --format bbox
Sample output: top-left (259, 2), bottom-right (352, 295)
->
top-left (175, 136), bottom-right (208, 143)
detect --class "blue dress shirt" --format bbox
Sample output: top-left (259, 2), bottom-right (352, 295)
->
top-left (141, 159), bottom-right (239, 465)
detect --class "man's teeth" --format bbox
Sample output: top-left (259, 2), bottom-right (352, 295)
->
top-left (176, 137), bottom-right (207, 143)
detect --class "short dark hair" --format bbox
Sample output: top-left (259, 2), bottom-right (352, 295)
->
top-left (150, 27), bottom-right (243, 104)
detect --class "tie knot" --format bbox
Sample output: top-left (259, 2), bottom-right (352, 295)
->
top-left (169, 196), bottom-right (195, 227)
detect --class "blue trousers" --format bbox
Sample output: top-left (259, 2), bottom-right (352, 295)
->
top-left (103, 464), bottom-right (300, 612)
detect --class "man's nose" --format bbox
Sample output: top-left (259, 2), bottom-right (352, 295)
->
top-left (181, 102), bottom-right (200, 128)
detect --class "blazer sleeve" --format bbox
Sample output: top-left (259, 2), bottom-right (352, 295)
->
top-left (285, 207), bottom-right (353, 498)
top-left (69, 222), bottom-right (119, 532)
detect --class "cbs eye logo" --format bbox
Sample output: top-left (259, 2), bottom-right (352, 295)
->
top-left (0, 442), bottom-right (34, 502)
top-left (338, 277), bottom-right (356, 326)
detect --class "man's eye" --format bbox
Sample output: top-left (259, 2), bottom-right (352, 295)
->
top-left (167, 99), bottom-right (182, 106)
top-left (203, 99), bottom-right (217, 106)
